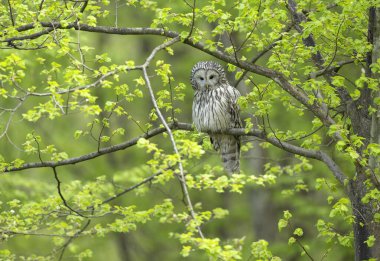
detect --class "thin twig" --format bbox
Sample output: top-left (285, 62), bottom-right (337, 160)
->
top-left (0, 98), bottom-right (25, 139)
top-left (168, 76), bottom-right (176, 121)
top-left (56, 219), bottom-right (91, 261)
top-left (287, 220), bottom-right (315, 260)
top-left (52, 167), bottom-right (89, 218)
top-left (33, 133), bottom-right (44, 163)
top-left (317, 18), bottom-right (345, 77)
top-left (27, 70), bottom-right (122, 97)
top-left (7, 0), bottom-right (15, 26)
top-left (101, 169), bottom-right (166, 205)
top-left (184, 0), bottom-right (196, 39)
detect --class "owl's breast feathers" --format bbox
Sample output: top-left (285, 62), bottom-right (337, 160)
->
top-left (192, 85), bottom-right (241, 133)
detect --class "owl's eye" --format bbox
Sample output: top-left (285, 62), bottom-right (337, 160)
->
top-left (199, 76), bottom-right (204, 81)
top-left (209, 75), bottom-right (215, 80)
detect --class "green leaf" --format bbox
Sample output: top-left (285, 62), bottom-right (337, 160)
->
top-left (212, 208), bottom-right (229, 219)
top-left (283, 210), bottom-right (292, 220)
top-left (293, 228), bottom-right (303, 237)
top-left (365, 235), bottom-right (376, 247)
top-left (288, 237), bottom-right (296, 245)
top-left (180, 246), bottom-right (191, 257)
top-left (278, 219), bottom-right (288, 232)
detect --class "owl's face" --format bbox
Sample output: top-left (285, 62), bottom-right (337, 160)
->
top-left (191, 61), bottom-right (227, 91)
top-left (192, 69), bottom-right (220, 90)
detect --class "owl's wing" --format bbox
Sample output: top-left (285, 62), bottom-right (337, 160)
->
top-left (226, 85), bottom-right (242, 128)
top-left (212, 85), bottom-right (242, 174)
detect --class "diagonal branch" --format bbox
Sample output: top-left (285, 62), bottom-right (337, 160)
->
top-left (234, 22), bottom-right (295, 87)
top-left (141, 36), bottom-right (205, 239)
top-left (286, 0), bottom-right (353, 114)
top-left (101, 169), bottom-right (165, 205)
top-left (308, 59), bottom-right (357, 79)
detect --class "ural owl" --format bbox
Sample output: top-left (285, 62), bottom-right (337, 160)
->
top-left (191, 61), bottom-right (242, 174)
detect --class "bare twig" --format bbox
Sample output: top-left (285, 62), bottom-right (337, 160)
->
top-left (56, 219), bottom-right (91, 261)
top-left (6, 0), bottom-right (15, 26)
top-left (317, 18), bottom-right (345, 77)
top-left (39, 0), bottom-right (45, 11)
top-left (0, 98), bottom-right (25, 139)
top-left (79, 0), bottom-right (89, 13)
top-left (101, 169), bottom-right (166, 205)
top-left (1, 230), bottom-right (72, 238)
top-left (308, 60), bottom-right (357, 79)
top-left (183, 0), bottom-right (196, 39)
top-left (288, 221), bottom-right (315, 261)
top-left (52, 167), bottom-right (89, 218)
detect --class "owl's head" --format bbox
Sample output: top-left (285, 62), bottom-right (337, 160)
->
top-left (191, 61), bottom-right (227, 91)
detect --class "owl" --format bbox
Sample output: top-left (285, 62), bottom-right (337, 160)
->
top-left (191, 61), bottom-right (242, 174)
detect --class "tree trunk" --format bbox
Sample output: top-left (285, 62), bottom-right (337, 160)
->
top-left (349, 167), bottom-right (380, 260)
top-left (349, 7), bottom-right (380, 260)
top-left (367, 6), bottom-right (380, 260)
top-left (369, 8), bottom-right (380, 170)
top-left (349, 176), bottom-right (373, 260)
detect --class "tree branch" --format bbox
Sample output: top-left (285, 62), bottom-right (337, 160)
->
top-left (55, 219), bottom-right (91, 261)
top-left (286, 0), bottom-right (353, 121)
top-left (4, 124), bottom-right (171, 172)
top-left (53, 167), bottom-right (89, 218)
top-left (6, 0), bottom-right (15, 26)
top-left (234, 22), bottom-right (295, 87)
top-left (4, 122), bottom-right (347, 186)
top-left (101, 169), bottom-right (165, 205)
top-left (308, 60), bottom-right (357, 79)
top-left (141, 36), bottom-right (205, 239)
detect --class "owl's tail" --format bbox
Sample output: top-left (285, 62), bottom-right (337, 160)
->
top-left (211, 134), bottom-right (240, 174)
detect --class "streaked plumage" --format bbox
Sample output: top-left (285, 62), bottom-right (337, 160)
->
top-left (191, 61), bottom-right (242, 174)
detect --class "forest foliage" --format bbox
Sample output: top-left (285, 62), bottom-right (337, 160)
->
top-left (0, 0), bottom-right (380, 260)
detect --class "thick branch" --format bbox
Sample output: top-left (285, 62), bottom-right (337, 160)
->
top-left (3, 122), bottom-right (347, 186)
top-left (4, 124), bottom-right (170, 171)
